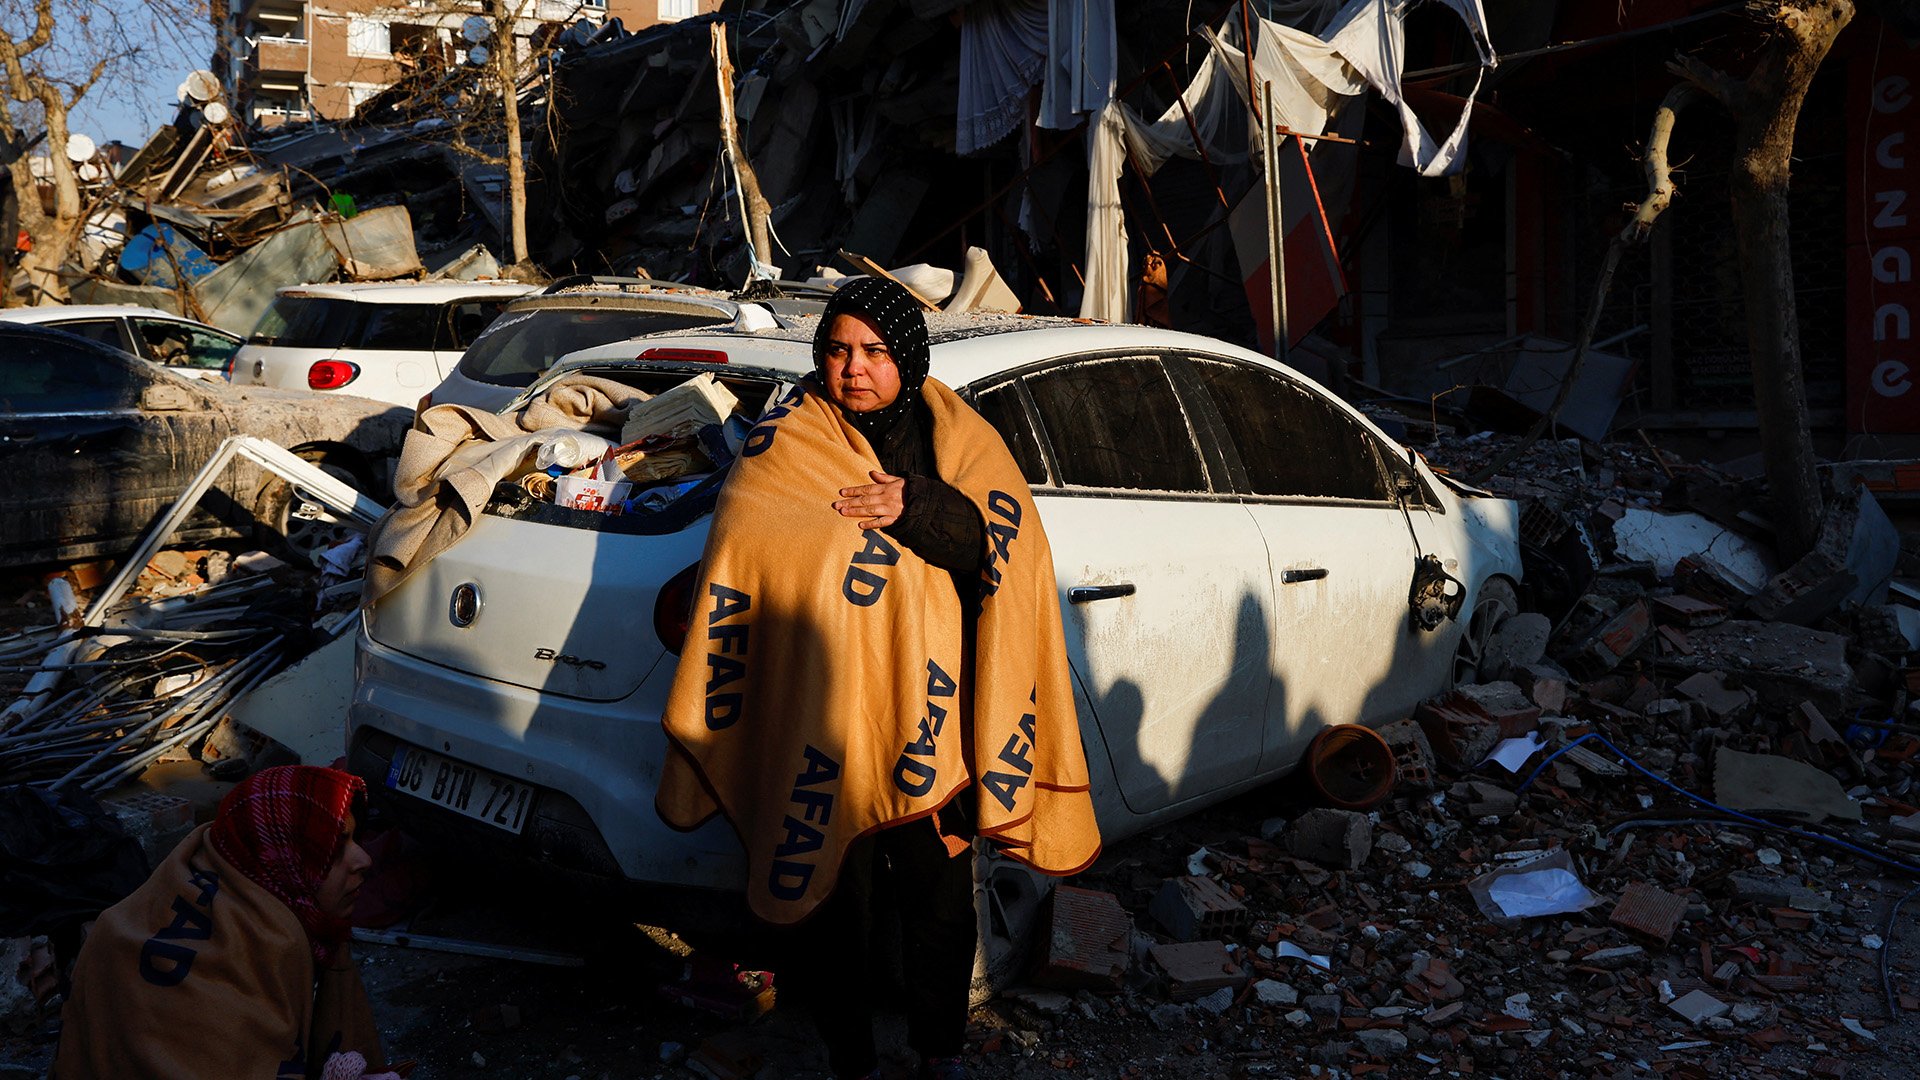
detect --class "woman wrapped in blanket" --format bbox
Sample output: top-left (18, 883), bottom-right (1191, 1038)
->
top-left (656, 275), bottom-right (1100, 1080)
top-left (53, 765), bottom-right (396, 1080)
top-left (802, 277), bottom-right (988, 1080)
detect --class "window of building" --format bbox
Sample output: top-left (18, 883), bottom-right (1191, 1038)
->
top-left (658, 0), bottom-right (697, 21)
top-left (347, 17), bottom-right (391, 58)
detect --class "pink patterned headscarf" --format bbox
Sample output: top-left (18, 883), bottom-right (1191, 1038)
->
top-left (210, 765), bottom-right (365, 963)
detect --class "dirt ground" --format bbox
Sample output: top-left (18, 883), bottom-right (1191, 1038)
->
top-left (8, 773), bottom-right (1920, 1080)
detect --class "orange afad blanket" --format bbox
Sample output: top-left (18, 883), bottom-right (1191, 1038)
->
top-left (657, 377), bottom-right (1102, 923)
top-left (53, 824), bottom-right (384, 1080)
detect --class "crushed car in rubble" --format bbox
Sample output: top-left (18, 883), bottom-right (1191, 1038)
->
top-left (0, 324), bottom-right (409, 569)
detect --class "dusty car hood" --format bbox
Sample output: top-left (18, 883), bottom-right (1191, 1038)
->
top-left (202, 382), bottom-right (412, 456)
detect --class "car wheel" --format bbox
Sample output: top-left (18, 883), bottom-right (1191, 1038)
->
top-left (970, 847), bottom-right (1053, 1005)
top-left (254, 453), bottom-right (366, 568)
top-left (1452, 577), bottom-right (1519, 687)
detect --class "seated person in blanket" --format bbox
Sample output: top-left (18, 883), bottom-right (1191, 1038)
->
top-left (656, 276), bottom-right (1102, 1080)
top-left (54, 765), bottom-right (397, 1080)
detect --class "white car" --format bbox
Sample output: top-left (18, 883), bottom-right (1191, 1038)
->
top-left (231, 280), bottom-right (536, 407)
top-left (347, 315), bottom-right (1521, 957)
top-left (0, 304), bottom-right (242, 380)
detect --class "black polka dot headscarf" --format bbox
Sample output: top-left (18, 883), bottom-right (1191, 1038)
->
top-left (812, 275), bottom-right (930, 439)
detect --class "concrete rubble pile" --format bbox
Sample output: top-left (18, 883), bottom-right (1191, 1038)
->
top-left (925, 431), bottom-right (1920, 1078)
top-left (71, 0), bottom-right (1250, 332)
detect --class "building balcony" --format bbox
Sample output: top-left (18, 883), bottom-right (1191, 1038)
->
top-left (255, 35), bottom-right (309, 74)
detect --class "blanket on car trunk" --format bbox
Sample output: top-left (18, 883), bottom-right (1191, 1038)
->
top-left (363, 374), bottom-right (647, 604)
top-left (52, 824), bottom-right (385, 1080)
top-left (656, 377), bottom-right (1101, 924)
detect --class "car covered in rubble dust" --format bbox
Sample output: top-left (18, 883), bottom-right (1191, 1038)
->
top-left (0, 324), bottom-right (410, 569)
top-left (348, 313), bottom-right (1522, 990)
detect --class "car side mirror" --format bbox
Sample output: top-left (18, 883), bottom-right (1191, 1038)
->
top-left (139, 384), bottom-right (194, 412)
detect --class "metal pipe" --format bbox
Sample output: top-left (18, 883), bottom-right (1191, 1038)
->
top-left (48, 641), bottom-right (277, 791)
top-left (1262, 80), bottom-right (1288, 365)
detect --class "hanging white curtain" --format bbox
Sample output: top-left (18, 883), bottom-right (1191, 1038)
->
top-left (1077, 0), bottom-right (1497, 321)
top-left (957, 0), bottom-right (1051, 156)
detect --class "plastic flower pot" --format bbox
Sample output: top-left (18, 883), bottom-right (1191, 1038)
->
top-left (1304, 723), bottom-right (1398, 811)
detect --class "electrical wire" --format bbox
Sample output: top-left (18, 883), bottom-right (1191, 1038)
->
top-left (1519, 731), bottom-right (1920, 1018)
top-left (1886, 883), bottom-right (1920, 1017)
top-left (1519, 732), bottom-right (1920, 876)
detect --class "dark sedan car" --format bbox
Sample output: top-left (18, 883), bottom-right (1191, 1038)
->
top-left (0, 324), bottom-right (410, 568)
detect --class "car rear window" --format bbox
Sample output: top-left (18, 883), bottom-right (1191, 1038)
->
top-left (457, 308), bottom-right (727, 388)
top-left (248, 296), bottom-right (439, 351)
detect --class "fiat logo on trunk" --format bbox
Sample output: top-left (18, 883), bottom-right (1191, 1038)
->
top-left (449, 583), bottom-right (481, 627)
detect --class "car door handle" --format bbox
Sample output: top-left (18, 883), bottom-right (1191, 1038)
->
top-left (1068, 583), bottom-right (1135, 603)
top-left (1282, 567), bottom-right (1329, 584)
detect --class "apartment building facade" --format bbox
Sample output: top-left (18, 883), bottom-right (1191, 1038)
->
top-left (228, 0), bottom-right (723, 128)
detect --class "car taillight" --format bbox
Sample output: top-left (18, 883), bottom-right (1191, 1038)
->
top-left (638, 347), bottom-right (728, 364)
top-left (222, 354), bottom-right (235, 381)
top-left (308, 360), bottom-right (360, 390)
top-left (654, 562), bottom-right (701, 655)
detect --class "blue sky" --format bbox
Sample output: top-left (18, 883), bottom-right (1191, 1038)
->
top-left (52, 1), bottom-right (215, 148)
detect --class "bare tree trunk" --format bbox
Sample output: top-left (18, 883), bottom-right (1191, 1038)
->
top-left (20, 90), bottom-right (83, 304)
top-left (490, 0), bottom-right (528, 265)
top-left (1676, 1), bottom-right (1853, 559)
top-left (710, 23), bottom-right (771, 279)
top-left (1468, 85), bottom-right (1698, 484)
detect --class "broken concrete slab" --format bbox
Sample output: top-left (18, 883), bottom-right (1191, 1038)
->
top-left (1669, 988), bottom-right (1731, 1024)
top-left (1449, 680), bottom-right (1544, 737)
top-left (1673, 671), bottom-right (1755, 721)
top-left (1483, 613), bottom-right (1551, 678)
top-left (1284, 808), bottom-right (1373, 870)
top-left (1448, 780), bottom-right (1518, 817)
top-left (1657, 620), bottom-right (1852, 715)
top-left (1714, 748), bottom-right (1862, 823)
top-left (1611, 508), bottom-right (1774, 590)
top-left (1652, 593), bottom-right (1728, 627)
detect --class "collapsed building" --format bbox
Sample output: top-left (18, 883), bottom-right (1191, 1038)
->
top-left (43, 0), bottom-right (1920, 464)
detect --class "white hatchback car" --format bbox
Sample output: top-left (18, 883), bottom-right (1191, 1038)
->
top-left (348, 315), bottom-right (1521, 947)
top-left (231, 280), bottom-right (535, 407)
top-left (0, 304), bottom-right (242, 380)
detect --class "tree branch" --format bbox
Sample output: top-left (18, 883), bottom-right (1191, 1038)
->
top-left (1668, 53), bottom-right (1743, 112)
top-left (1466, 82), bottom-right (1701, 484)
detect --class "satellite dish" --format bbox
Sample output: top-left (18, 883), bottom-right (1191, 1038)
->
top-left (460, 15), bottom-right (491, 43)
top-left (202, 101), bottom-right (231, 126)
top-left (77, 161), bottom-right (102, 182)
top-left (65, 133), bottom-right (96, 162)
top-left (183, 70), bottom-right (219, 102)
top-left (467, 45), bottom-right (489, 66)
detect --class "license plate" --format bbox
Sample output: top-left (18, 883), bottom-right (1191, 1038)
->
top-left (385, 747), bottom-right (534, 835)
